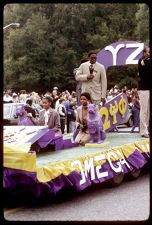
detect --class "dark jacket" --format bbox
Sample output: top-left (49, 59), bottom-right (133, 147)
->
top-left (68, 109), bottom-right (76, 122)
top-left (138, 56), bottom-right (150, 90)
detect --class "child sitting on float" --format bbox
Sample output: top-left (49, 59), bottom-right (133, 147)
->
top-left (27, 96), bottom-right (61, 135)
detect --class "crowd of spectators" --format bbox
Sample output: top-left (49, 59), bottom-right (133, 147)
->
top-left (3, 85), bottom-right (140, 133)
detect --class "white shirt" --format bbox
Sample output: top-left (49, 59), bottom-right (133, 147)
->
top-left (44, 109), bottom-right (50, 126)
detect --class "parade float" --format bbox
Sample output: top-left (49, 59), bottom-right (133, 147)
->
top-left (3, 41), bottom-right (150, 202)
top-left (3, 93), bottom-right (150, 202)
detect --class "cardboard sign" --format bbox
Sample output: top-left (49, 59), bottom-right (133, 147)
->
top-left (98, 93), bottom-right (128, 131)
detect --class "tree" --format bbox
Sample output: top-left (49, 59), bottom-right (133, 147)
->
top-left (3, 3), bottom-right (149, 92)
top-left (135, 4), bottom-right (149, 44)
top-left (107, 65), bottom-right (138, 90)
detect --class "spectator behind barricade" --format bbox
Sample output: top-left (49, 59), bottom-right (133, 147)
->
top-left (7, 89), bottom-right (12, 95)
top-left (64, 94), bottom-right (73, 133)
top-left (55, 93), bottom-right (62, 111)
top-left (52, 87), bottom-right (59, 105)
top-left (44, 91), bottom-right (52, 98)
top-left (61, 91), bottom-right (67, 100)
top-left (129, 90), bottom-right (134, 107)
top-left (65, 90), bottom-right (71, 99)
top-left (122, 88), bottom-right (127, 95)
top-left (113, 85), bottom-right (119, 95)
top-left (12, 92), bottom-right (19, 103)
top-left (19, 90), bottom-right (27, 103)
top-left (126, 89), bottom-right (132, 104)
top-left (30, 92), bottom-right (43, 113)
top-left (26, 98), bottom-right (33, 107)
top-left (68, 102), bottom-right (77, 133)
top-left (124, 85), bottom-right (128, 91)
top-left (71, 91), bottom-right (77, 103)
top-left (64, 95), bottom-right (72, 111)
top-left (3, 91), bottom-right (13, 103)
top-left (53, 86), bottom-right (58, 91)
top-left (57, 98), bottom-right (67, 134)
top-left (24, 104), bottom-right (36, 118)
top-left (106, 90), bottom-right (115, 101)
top-left (31, 91), bottom-right (41, 104)
top-left (131, 91), bottom-right (140, 128)
top-left (27, 96), bottom-right (61, 135)
top-left (26, 92), bottom-right (31, 99)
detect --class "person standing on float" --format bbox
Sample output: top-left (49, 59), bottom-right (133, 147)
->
top-left (137, 46), bottom-right (150, 138)
top-left (75, 50), bottom-right (107, 106)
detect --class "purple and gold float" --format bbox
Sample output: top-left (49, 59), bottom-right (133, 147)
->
top-left (4, 132), bottom-right (149, 199)
top-left (3, 93), bottom-right (150, 200)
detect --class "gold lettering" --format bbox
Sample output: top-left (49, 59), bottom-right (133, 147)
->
top-left (109, 101), bottom-right (118, 124)
top-left (118, 95), bottom-right (127, 118)
top-left (99, 107), bottom-right (110, 130)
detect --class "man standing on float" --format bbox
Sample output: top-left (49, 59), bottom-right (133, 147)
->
top-left (75, 50), bottom-right (107, 106)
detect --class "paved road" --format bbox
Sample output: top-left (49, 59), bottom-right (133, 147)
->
top-left (4, 172), bottom-right (150, 222)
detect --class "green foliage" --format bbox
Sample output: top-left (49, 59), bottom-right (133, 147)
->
top-left (107, 64), bottom-right (138, 90)
top-left (135, 4), bottom-right (149, 44)
top-left (3, 3), bottom-right (149, 92)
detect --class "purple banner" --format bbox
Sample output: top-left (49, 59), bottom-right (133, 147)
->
top-left (99, 93), bottom-right (128, 131)
top-left (97, 41), bottom-right (144, 70)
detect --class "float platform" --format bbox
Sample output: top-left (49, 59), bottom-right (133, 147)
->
top-left (3, 127), bottom-right (150, 202)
